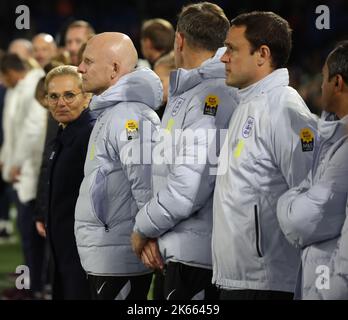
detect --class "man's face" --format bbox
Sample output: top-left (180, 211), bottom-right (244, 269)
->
top-left (221, 26), bottom-right (259, 89)
top-left (33, 37), bottom-right (56, 67)
top-left (8, 42), bottom-right (32, 60)
top-left (321, 63), bottom-right (336, 113)
top-left (140, 38), bottom-right (152, 62)
top-left (66, 27), bottom-right (89, 66)
top-left (77, 41), bottom-right (113, 95)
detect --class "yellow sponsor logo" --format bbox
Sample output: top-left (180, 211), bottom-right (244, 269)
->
top-left (234, 139), bottom-right (245, 158)
top-left (204, 95), bottom-right (219, 116)
top-left (125, 120), bottom-right (139, 131)
top-left (90, 143), bottom-right (95, 160)
top-left (205, 95), bottom-right (219, 108)
top-left (125, 120), bottom-right (139, 141)
top-left (166, 118), bottom-right (175, 132)
top-left (300, 128), bottom-right (314, 143)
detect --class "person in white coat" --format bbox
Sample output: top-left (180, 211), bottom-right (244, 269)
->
top-left (132, 2), bottom-right (238, 300)
top-left (212, 11), bottom-right (318, 300)
top-left (277, 41), bottom-right (348, 300)
top-left (0, 53), bottom-right (46, 299)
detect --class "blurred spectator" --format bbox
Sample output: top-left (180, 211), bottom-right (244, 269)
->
top-left (8, 39), bottom-right (33, 61)
top-left (32, 34), bottom-right (58, 68)
top-left (0, 49), bottom-right (12, 241)
top-left (153, 50), bottom-right (176, 119)
top-left (8, 39), bottom-right (39, 70)
top-left (77, 42), bottom-right (87, 67)
top-left (65, 20), bottom-right (95, 66)
top-left (140, 18), bottom-right (175, 68)
top-left (0, 53), bottom-right (46, 299)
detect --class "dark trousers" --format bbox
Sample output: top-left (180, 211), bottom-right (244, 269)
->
top-left (153, 270), bottom-right (165, 300)
top-left (0, 178), bottom-right (11, 221)
top-left (52, 267), bottom-right (91, 300)
top-left (88, 273), bottom-right (153, 300)
top-left (220, 289), bottom-right (294, 300)
top-left (16, 195), bottom-right (45, 293)
top-left (164, 262), bottom-right (219, 300)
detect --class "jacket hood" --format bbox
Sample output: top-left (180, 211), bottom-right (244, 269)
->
top-left (89, 67), bottom-right (163, 111)
top-left (169, 47), bottom-right (227, 96)
top-left (318, 111), bottom-right (348, 141)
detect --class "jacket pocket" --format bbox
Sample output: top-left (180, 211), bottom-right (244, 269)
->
top-left (254, 204), bottom-right (263, 258)
top-left (90, 168), bottom-right (110, 232)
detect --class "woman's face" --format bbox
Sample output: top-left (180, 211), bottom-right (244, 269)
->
top-left (47, 75), bottom-right (89, 125)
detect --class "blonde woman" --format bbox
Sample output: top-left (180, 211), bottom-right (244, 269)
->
top-left (44, 65), bottom-right (96, 299)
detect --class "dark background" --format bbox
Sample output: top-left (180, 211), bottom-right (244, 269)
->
top-left (0, 0), bottom-right (347, 112)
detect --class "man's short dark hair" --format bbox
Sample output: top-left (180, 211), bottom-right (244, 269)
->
top-left (141, 19), bottom-right (175, 54)
top-left (231, 11), bottom-right (292, 69)
top-left (327, 41), bottom-right (348, 84)
top-left (66, 20), bottom-right (96, 38)
top-left (177, 2), bottom-right (230, 52)
top-left (0, 53), bottom-right (27, 74)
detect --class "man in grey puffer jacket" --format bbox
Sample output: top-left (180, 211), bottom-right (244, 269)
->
top-left (277, 41), bottom-right (348, 300)
top-left (75, 33), bottom-right (162, 300)
top-left (212, 12), bottom-right (318, 300)
top-left (131, 2), bottom-right (239, 300)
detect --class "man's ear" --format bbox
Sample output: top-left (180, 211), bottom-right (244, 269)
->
top-left (111, 62), bottom-right (118, 79)
top-left (334, 74), bottom-right (344, 93)
top-left (175, 32), bottom-right (184, 52)
top-left (256, 45), bottom-right (271, 67)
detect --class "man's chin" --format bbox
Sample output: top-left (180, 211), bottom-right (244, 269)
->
top-left (82, 83), bottom-right (90, 92)
top-left (225, 78), bottom-right (236, 87)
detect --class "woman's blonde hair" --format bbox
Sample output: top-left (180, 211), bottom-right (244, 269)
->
top-left (45, 65), bottom-right (83, 92)
top-left (154, 51), bottom-right (176, 70)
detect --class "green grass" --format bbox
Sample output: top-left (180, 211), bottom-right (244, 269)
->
top-left (0, 217), bottom-right (23, 295)
top-left (148, 275), bottom-right (155, 300)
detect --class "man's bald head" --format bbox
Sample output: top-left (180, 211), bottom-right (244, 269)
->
top-left (89, 32), bottom-right (138, 74)
top-left (78, 32), bottom-right (139, 95)
top-left (32, 33), bottom-right (57, 67)
top-left (8, 39), bottom-right (33, 60)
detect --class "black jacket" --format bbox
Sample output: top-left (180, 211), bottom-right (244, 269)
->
top-left (35, 112), bottom-right (59, 222)
top-left (47, 108), bottom-right (97, 299)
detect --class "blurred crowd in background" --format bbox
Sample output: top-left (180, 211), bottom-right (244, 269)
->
top-left (0, 0), bottom-right (347, 114)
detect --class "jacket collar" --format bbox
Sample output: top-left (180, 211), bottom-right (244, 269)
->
top-left (318, 111), bottom-right (348, 142)
top-left (89, 67), bottom-right (163, 112)
top-left (238, 68), bottom-right (289, 103)
top-left (57, 108), bottom-right (95, 146)
top-left (169, 47), bottom-right (226, 96)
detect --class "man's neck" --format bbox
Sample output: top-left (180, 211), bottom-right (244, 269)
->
top-left (181, 48), bottom-right (215, 70)
top-left (334, 100), bottom-right (348, 119)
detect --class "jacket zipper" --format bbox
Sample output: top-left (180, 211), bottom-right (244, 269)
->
top-left (254, 205), bottom-right (263, 258)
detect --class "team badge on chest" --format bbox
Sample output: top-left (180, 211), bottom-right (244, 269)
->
top-left (172, 97), bottom-right (185, 116)
top-left (300, 128), bottom-right (314, 152)
top-left (203, 95), bottom-right (219, 116)
top-left (242, 116), bottom-right (255, 138)
top-left (125, 120), bottom-right (139, 140)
